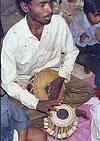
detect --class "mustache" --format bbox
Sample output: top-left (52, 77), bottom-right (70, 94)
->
top-left (44, 13), bottom-right (53, 18)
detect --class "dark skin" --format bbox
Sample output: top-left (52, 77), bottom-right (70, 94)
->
top-left (47, 76), bottom-right (65, 100)
top-left (19, 128), bottom-right (28, 141)
top-left (36, 99), bottom-right (62, 115)
top-left (20, 0), bottom-right (88, 119)
top-left (80, 32), bottom-right (89, 43)
top-left (19, 126), bottom-right (47, 141)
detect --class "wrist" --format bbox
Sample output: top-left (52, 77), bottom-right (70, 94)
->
top-left (59, 76), bottom-right (65, 83)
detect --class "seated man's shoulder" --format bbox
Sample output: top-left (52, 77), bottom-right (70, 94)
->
top-left (5, 17), bottom-right (25, 36)
top-left (51, 14), bottom-right (67, 25)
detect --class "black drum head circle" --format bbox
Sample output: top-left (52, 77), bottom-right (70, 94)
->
top-left (56, 109), bottom-right (69, 120)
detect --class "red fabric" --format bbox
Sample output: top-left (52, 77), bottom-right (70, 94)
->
top-left (94, 87), bottom-right (100, 100)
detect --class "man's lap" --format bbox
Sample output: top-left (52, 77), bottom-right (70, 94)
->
top-left (8, 75), bottom-right (93, 127)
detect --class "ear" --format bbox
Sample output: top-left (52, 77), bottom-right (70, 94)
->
top-left (20, 2), bottom-right (29, 13)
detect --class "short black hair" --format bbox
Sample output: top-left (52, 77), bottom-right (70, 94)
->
top-left (83, 0), bottom-right (100, 15)
top-left (15, 0), bottom-right (32, 16)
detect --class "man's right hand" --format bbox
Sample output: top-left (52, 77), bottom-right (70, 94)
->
top-left (36, 100), bottom-right (62, 115)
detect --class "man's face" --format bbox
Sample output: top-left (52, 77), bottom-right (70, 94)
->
top-left (26, 0), bottom-right (53, 25)
top-left (87, 12), bottom-right (100, 25)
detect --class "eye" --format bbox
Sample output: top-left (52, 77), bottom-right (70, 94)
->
top-left (39, 3), bottom-right (45, 7)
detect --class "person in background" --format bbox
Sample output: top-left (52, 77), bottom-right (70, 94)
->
top-left (69, 0), bottom-right (100, 99)
top-left (1, 94), bottom-right (47, 141)
top-left (1, 0), bottom-right (93, 130)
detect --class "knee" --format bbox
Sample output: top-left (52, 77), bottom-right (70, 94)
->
top-left (35, 129), bottom-right (47, 141)
top-left (81, 82), bottom-right (94, 100)
top-left (27, 127), bottom-right (47, 141)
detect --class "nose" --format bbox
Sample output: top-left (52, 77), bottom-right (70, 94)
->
top-left (45, 3), bottom-right (53, 13)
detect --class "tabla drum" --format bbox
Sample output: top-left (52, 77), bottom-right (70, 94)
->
top-left (27, 69), bottom-right (65, 100)
top-left (44, 104), bottom-right (77, 139)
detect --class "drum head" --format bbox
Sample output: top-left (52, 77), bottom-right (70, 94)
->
top-left (27, 69), bottom-right (65, 100)
top-left (50, 104), bottom-right (76, 127)
top-left (46, 104), bottom-right (78, 139)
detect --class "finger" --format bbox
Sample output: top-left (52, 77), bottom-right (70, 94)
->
top-left (48, 90), bottom-right (56, 100)
top-left (49, 107), bottom-right (57, 112)
top-left (49, 88), bottom-right (59, 100)
top-left (51, 99), bottom-right (63, 103)
top-left (46, 111), bottom-right (51, 116)
top-left (48, 88), bottom-right (57, 100)
top-left (50, 101), bottom-right (62, 107)
top-left (59, 97), bottom-right (64, 102)
top-left (50, 95), bottom-right (58, 100)
top-left (49, 93), bottom-right (57, 100)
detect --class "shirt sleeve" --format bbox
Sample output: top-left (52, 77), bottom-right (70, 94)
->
top-left (69, 16), bottom-right (82, 46)
top-left (58, 17), bottom-right (79, 80)
top-left (10, 101), bottom-right (31, 131)
top-left (1, 31), bottom-right (39, 109)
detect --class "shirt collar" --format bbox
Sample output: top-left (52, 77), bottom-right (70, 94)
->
top-left (22, 16), bottom-right (50, 39)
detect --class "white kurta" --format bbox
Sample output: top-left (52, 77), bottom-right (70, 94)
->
top-left (1, 15), bottom-right (79, 109)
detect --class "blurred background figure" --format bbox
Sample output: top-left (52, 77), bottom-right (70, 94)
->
top-left (69, 0), bottom-right (100, 99)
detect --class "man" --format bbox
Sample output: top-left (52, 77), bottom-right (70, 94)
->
top-left (1, 0), bottom-right (93, 128)
top-left (69, 0), bottom-right (100, 99)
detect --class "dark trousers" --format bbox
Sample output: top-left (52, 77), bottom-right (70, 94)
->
top-left (76, 44), bottom-right (100, 87)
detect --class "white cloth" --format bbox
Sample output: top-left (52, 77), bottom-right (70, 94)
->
top-left (87, 97), bottom-right (100, 141)
top-left (91, 99), bottom-right (100, 141)
top-left (13, 130), bottom-right (18, 141)
top-left (1, 15), bottom-right (79, 109)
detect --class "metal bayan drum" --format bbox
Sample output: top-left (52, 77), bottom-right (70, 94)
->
top-left (44, 104), bottom-right (78, 139)
top-left (27, 69), bottom-right (65, 100)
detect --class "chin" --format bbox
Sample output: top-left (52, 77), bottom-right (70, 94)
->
top-left (40, 19), bottom-right (51, 25)
top-left (44, 20), bottom-right (51, 25)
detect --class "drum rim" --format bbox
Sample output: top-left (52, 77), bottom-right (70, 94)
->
top-left (46, 104), bottom-right (78, 139)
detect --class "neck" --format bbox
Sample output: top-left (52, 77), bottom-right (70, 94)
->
top-left (27, 16), bottom-right (44, 40)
